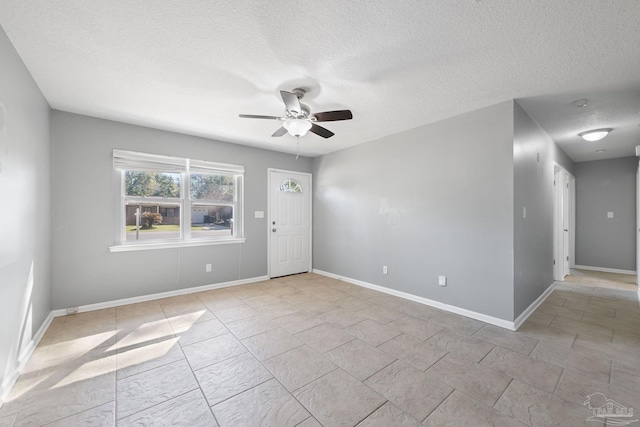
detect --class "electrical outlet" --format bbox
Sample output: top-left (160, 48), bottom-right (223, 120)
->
top-left (206, 263), bottom-right (212, 272)
top-left (438, 276), bottom-right (447, 287)
top-left (383, 265), bottom-right (388, 275)
top-left (67, 306), bottom-right (79, 315)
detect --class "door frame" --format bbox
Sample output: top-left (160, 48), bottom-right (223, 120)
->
top-left (569, 173), bottom-right (576, 270)
top-left (636, 159), bottom-right (639, 285)
top-left (267, 168), bottom-right (313, 278)
top-left (553, 163), bottom-right (575, 281)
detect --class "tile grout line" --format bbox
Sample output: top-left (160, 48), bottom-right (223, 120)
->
top-left (423, 350), bottom-right (450, 373)
top-left (360, 358), bottom-right (399, 383)
top-left (551, 367), bottom-right (564, 394)
top-left (353, 399), bottom-right (388, 426)
top-left (167, 328), bottom-right (224, 425)
top-left (568, 332), bottom-right (578, 349)
top-left (527, 339), bottom-right (542, 357)
top-left (283, 366), bottom-right (339, 424)
top-left (39, 399), bottom-right (116, 426)
top-left (491, 377), bottom-right (514, 409)
top-left (113, 360), bottom-right (117, 425)
top-left (116, 387), bottom-right (200, 423)
top-left (421, 388), bottom-right (456, 424)
top-left (206, 373), bottom-right (274, 409)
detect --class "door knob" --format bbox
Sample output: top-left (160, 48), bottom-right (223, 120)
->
top-left (272, 228), bottom-right (277, 232)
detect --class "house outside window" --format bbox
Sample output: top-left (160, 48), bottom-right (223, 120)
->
top-left (111, 150), bottom-right (244, 251)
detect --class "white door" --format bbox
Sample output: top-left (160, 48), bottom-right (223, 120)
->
top-left (637, 162), bottom-right (639, 285)
top-left (554, 166), bottom-right (574, 281)
top-left (569, 174), bottom-right (576, 269)
top-left (554, 166), bottom-right (563, 281)
top-left (269, 169), bottom-right (311, 278)
top-left (562, 171), bottom-right (571, 275)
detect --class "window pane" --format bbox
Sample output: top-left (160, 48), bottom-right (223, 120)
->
top-left (190, 174), bottom-right (234, 201)
top-left (124, 203), bottom-right (181, 241)
top-left (125, 171), bottom-right (181, 197)
top-left (191, 205), bottom-right (233, 238)
top-left (279, 179), bottom-right (302, 193)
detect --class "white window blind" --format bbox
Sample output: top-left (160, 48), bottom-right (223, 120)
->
top-left (189, 159), bottom-right (244, 175)
top-left (113, 150), bottom-right (187, 173)
top-left (114, 150), bottom-right (245, 175)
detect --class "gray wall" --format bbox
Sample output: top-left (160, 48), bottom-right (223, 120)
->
top-left (313, 101), bottom-right (516, 321)
top-left (513, 102), bottom-right (574, 318)
top-left (51, 111), bottom-right (311, 309)
top-left (575, 156), bottom-right (637, 271)
top-left (0, 27), bottom-right (51, 394)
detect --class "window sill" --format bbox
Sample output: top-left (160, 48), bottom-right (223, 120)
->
top-left (109, 238), bottom-right (246, 252)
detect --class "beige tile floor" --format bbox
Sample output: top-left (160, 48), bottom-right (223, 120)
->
top-left (564, 268), bottom-right (637, 291)
top-left (0, 271), bottom-right (638, 426)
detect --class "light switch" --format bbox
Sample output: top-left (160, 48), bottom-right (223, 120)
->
top-left (607, 212), bottom-right (614, 219)
top-left (255, 211), bottom-right (264, 219)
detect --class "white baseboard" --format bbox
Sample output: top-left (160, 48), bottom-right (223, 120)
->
top-left (1, 274), bottom-right (269, 406)
top-left (573, 265), bottom-right (636, 276)
top-left (56, 275), bottom-right (270, 315)
top-left (313, 269), bottom-right (516, 331)
top-left (513, 282), bottom-right (556, 331)
top-left (0, 311), bottom-right (55, 403)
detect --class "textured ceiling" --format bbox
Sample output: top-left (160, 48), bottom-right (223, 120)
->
top-left (518, 86), bottom-right (640, 162)
top-left (0, 1), bottom-right (639, 159)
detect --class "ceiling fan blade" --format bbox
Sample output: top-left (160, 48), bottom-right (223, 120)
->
top-left (280, 91), bottom-right (301, 114)
top-left (313, 110), bottom-right (353, 122)
top-left (239, 114), bottom-right (283, 120)
top-left (310, 124), bottom-right (335, 139)
top-left (271, 127), bottom-right (288, 137)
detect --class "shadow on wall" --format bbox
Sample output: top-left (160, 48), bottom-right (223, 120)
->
top-left (1, 261), bottom-right (34, 399)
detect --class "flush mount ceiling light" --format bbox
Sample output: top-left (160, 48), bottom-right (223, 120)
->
top-left (595, 149), bottom-right (606, 153)
top-left (283, 119), bottom-right (312, 137)
top-left (579, 128), bottom-right (612, 142)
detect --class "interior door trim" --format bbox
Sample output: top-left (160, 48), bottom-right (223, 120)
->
top-left (267, 168), bottom-right (312, 278)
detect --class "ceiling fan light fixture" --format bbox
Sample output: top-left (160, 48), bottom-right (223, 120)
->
top-left (579, 128), bottom-right (612, 142)
top-left (283, 119), bottom-right (312, 137)
top-left (571, 98), bottom-right (588, 108)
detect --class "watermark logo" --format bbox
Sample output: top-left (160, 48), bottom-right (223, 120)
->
top-left (584, 392), bottom-right (637, 426)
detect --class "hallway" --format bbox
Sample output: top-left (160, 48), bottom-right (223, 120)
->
top-left (564, 268), bottom-right (637, 292)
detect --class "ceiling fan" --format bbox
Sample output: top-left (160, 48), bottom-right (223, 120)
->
top-left (239, 89), bottom-right (353, 139)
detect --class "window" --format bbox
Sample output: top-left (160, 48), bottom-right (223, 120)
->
top-left (112, 150), bottom-right (244, 251)
top-left (279, 179), bottom-right (303, 193)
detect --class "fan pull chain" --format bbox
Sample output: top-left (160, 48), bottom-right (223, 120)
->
top-left (296, 136), bottom-right (300, 160)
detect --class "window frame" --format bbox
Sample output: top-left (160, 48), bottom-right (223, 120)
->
top-left (110, 150), bottom-right (245, 252)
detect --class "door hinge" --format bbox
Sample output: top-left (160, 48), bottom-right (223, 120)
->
top-left (553, 259), bottom-right (556, 265)
top-left (567, 183), bottom-right (569, 188)
top-left (567, 256), bottom-right (569, 261)
top-left (553, 180), bottom-right (556, 186)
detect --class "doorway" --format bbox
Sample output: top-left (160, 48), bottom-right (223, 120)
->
top-left (554, 165), bottom-right (575, 281)
top-left (268, 169), bottom-right (312, 278)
